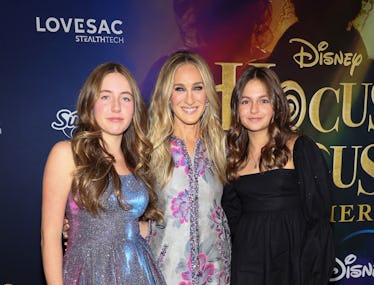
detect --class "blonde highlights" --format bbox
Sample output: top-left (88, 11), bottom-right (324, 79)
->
top-left (148, 51), bottom-right (227, 188)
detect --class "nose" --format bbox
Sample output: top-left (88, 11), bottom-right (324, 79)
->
top-left (185, 89), bottom-right (194, 105)
top-left (250, 101), bottom-right (259, 113)
top-left (111, 98), bottom-right (121, 112)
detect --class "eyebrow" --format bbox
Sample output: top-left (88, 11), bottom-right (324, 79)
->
top-left (100, 89), bottom-right (133, 96)
top-left (173, 82), bottom-right (204, 87)
top-left (241, 94), bottom-right (269, 99)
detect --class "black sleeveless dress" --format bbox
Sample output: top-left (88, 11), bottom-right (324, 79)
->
top-left (223, 169), bottom-right (306, 285)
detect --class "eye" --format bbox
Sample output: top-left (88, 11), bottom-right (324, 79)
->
top-left (240, 98), bottom-right (249, 105)
top-left (121, 95), bottom-right (132, 102)
top-left (260, 98), bottom-right (270, 104)
top-left (100, 95), bottom-right (110, 100)
top-left (174, 86), bottom-right (185, 92)
top-left (193, 85), bottom-right (203, 91)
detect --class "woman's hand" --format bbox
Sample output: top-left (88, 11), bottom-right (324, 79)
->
top-left (62, 218), bottom-right (70, 247)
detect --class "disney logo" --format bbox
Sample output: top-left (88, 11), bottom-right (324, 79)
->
top-left (51, 108), bottom-right (77, 138)
top-left (330, 254), bottom-right (374, 282)
top-left (290, 38), bottom-right (362, 76)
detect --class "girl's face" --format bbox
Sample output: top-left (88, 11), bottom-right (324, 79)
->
top-left (94, 72), bottom-right (134, 139)
top-left (170, 63), bottom-right (207, 130)
top-left (238, 78), bottom-right (274, 134)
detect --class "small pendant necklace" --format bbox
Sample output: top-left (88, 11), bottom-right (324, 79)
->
top-left (249, 151), bottom-right (258, 169)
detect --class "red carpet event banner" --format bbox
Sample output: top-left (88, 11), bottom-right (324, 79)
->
top-left (1, 0), bottom-right (373, 284)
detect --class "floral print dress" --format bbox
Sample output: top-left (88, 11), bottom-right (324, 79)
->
top-left (148, 136), bottom-right (231, 285)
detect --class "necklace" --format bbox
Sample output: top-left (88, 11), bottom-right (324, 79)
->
top-left (249, 151), bottom-right (258, 169)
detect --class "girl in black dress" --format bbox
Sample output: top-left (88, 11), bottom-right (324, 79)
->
top-left (222, 66), bottom-right (334, 285)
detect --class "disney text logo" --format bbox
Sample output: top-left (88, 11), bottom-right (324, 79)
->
top-left (330, 254), bottom-right (374, 282)
top-left (51, 109), bottom-right (77, 138)
top-left (290, 38), bottom-right (362, 76)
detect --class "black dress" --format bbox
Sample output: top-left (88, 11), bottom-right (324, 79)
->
top-left (224, 169), bottom-right (305, 284)
top-left (222, 135), bottom-right (335, 285)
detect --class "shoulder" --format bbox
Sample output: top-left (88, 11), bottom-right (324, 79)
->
top-left (287, 134), bottom-right (325, 165)
top-left (45, 141), bottom-right (75, 172)
top-left (48, 141), bottom-right (73, 159)
top-left (293, 134), bottom-right (320, 153)
top-left (286, 133), bottom-right (300, 153)
top-left (292, 135), bottom-right (328, 169)
top-left (281, 134), bottom-right (299, 168)
top-left (43, 141), bottom-right (75, 196)
top-left (51, 140), bottom-right (72, 152)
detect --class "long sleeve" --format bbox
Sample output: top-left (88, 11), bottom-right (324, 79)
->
top-left (293, 135), bottom-right (335, 285)
top-left (221, 182), bottom-right (242, 241)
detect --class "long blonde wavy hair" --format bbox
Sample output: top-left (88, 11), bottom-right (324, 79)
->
top-left (71, 62), bottom-right (162, 221)
top-left (148, 50), bottom-right (227, 188)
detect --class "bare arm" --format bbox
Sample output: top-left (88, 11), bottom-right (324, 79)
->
top-left (139, 220), bottom-right (149, 239)
top-left (41, 141), bottom-right (74, 285)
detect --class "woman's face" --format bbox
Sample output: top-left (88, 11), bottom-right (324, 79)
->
top-left (238, 78), bottom-right (274, 134)
top-left (94, 72), bottom-right (134, 139)
top-left (170, 63), bottom-right (207, 130)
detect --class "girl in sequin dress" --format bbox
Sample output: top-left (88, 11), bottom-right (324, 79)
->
top-left (41, 62), bottom-right (165, 285)
top-left (147, 51), bottom-right (231, 285)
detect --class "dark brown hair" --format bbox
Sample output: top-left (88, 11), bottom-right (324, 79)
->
top-left (226, 66), bottom-right (298, 180)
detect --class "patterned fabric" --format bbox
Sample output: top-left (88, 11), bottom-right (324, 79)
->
top-left (148, 136), bottom-right (231, 285)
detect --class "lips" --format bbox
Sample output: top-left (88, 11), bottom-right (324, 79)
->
top-left (247, 117), bottom-right (262, 121)
top-left (107, 117), bottom-right (124, 122)
top-left (181, 106), bottom-right (199, 114)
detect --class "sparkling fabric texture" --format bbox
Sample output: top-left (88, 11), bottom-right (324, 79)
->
top-left (64, 174), bottom-right (165, 285)
top-left (148, 136), bottom-right (231, 285)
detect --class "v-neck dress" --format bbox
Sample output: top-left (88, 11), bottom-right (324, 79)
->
top-left (63, 174), bottom-right (166, 285)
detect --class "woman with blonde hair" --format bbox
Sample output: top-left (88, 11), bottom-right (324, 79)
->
top-left (147, 50), bottom-right (231, 285)
top-left (41, 62), bottom-right (165, 285)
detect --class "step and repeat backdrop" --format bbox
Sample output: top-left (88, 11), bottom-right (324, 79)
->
top-left (1, 0), bottom-right (373, 284)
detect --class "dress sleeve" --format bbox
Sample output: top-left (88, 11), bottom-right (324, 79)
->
top-left (293, 135), bottom-right (335, 285)
top-left (221, 182), bottom-right (242, 241)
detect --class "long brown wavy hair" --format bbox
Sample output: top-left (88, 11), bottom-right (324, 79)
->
top-left (70, 62), bottom-right (162, 221)
top-left (226, 66), bottom-right (298, 181)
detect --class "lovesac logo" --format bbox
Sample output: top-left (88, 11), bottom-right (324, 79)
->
top-left (35, 16), bottom-right (125, 44)
top-left (51, 109), bottom-right (77, 138)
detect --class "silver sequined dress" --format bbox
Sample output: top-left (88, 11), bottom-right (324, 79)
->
top-left (63, 174), bottom-right (165, 285)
